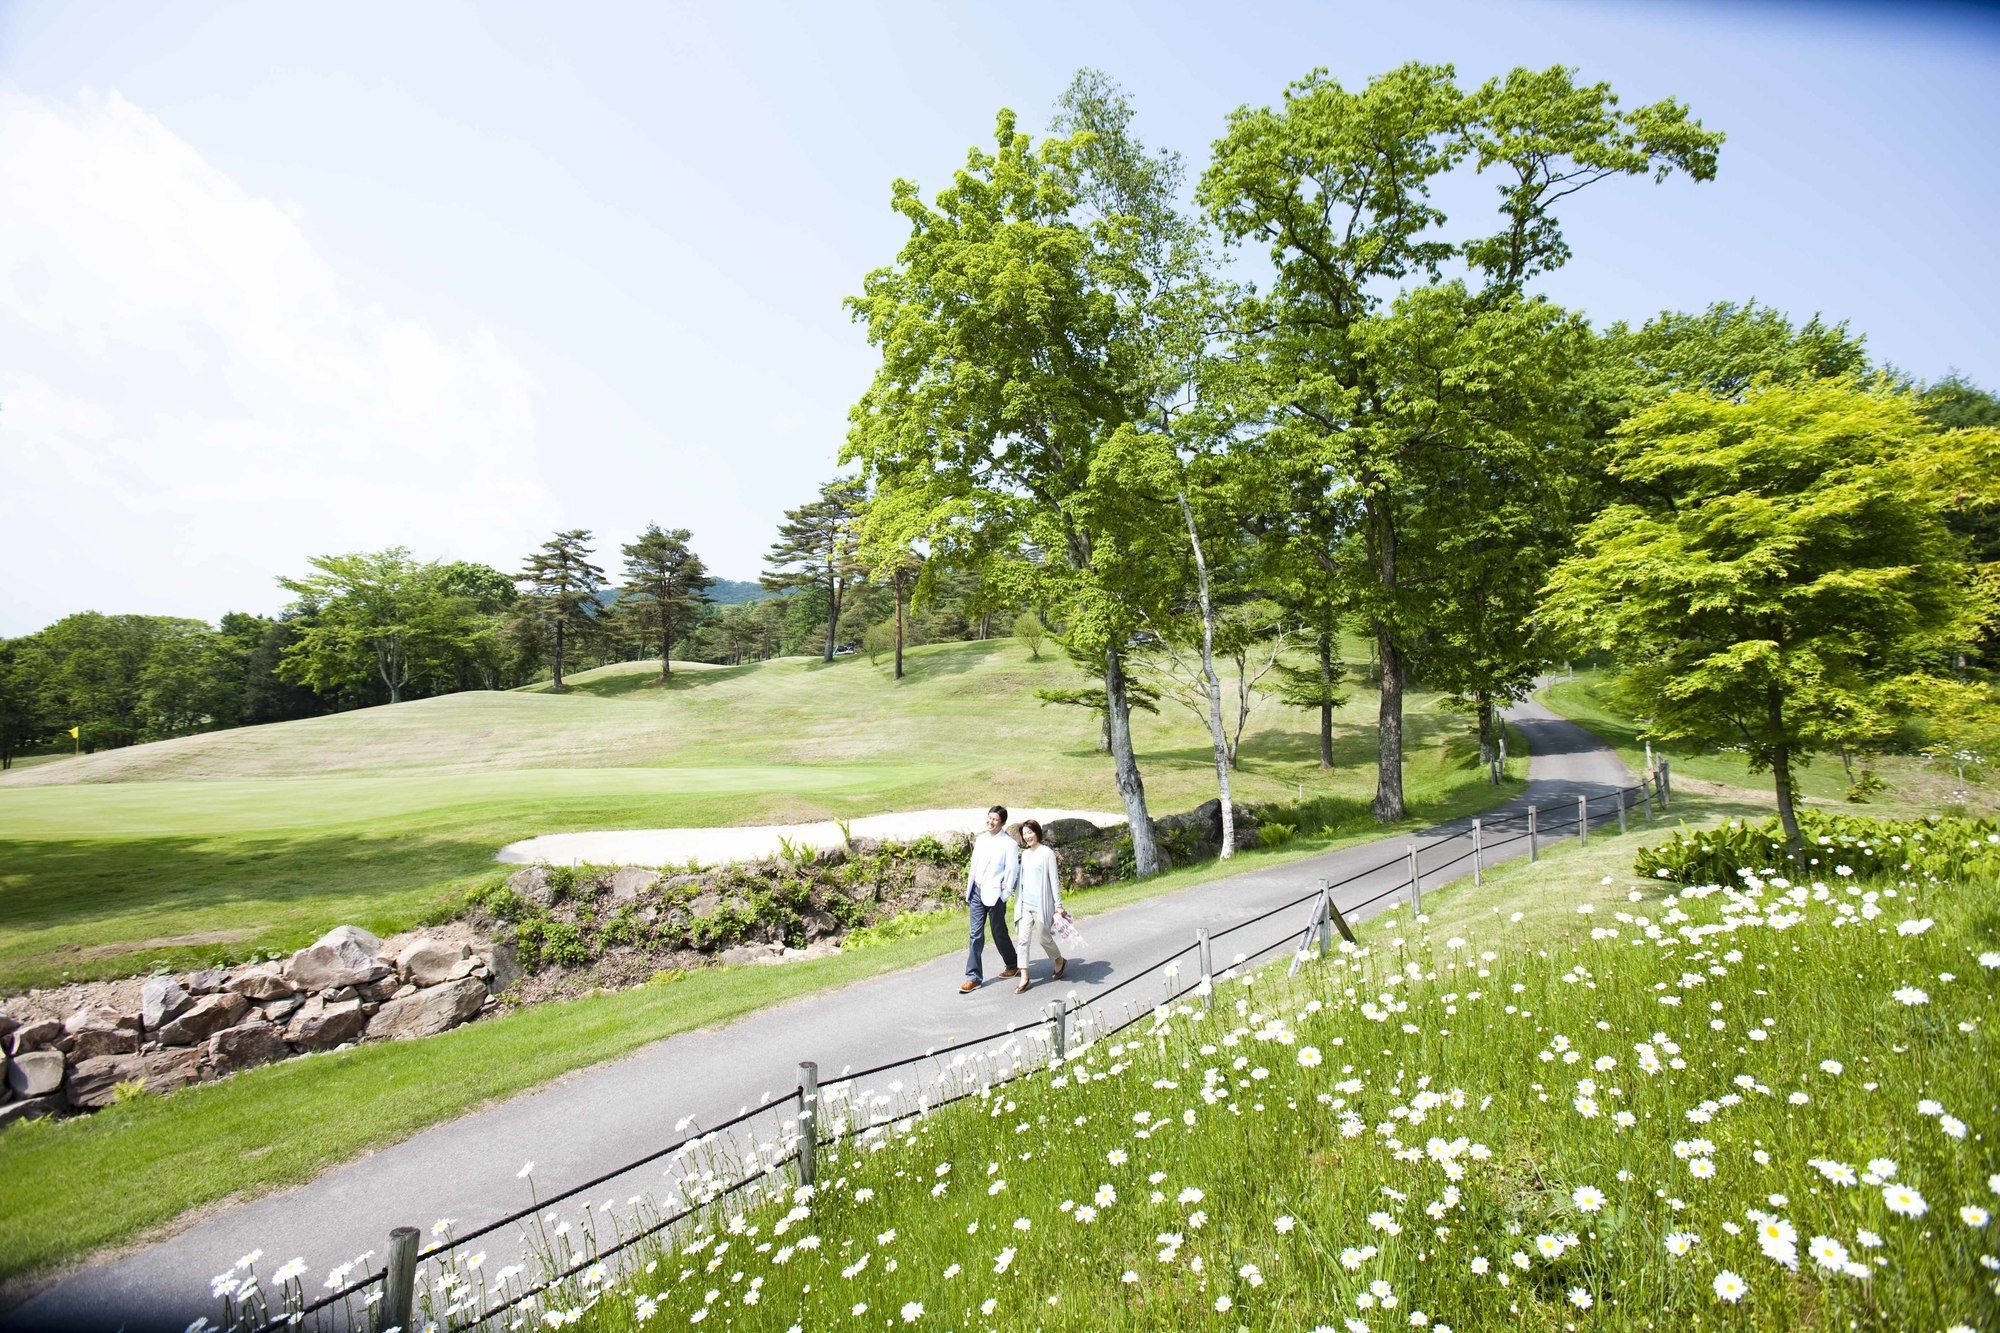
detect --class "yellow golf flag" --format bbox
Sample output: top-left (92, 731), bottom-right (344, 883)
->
top-left (69, 726), bottom-right (79, 738)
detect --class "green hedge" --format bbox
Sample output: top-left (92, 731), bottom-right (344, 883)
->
top-left (1634, 811), bottom-right (2000, 886)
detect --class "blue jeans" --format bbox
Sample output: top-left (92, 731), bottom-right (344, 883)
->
top-left (965, 893), bottom-right (1017, 982)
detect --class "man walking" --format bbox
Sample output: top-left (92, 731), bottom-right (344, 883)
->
top-left (960, 804), bottom-right (1020, 993)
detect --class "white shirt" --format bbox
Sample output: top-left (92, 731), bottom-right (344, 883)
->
top-left (966, 829), bottom-right (1020, 907)
top-left (1015, 844), bottom-right (1063, 922)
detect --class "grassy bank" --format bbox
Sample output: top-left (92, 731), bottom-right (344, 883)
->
top-left (0, 640), bottom-right (1507, 991)
top-left (411, 799), bottom-right (1995, 1332)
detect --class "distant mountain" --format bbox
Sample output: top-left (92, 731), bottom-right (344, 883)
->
top-left (707, 579), bottom-right (771, 607)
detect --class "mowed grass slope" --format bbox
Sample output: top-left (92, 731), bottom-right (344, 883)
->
top-left (0, 640), bottom-right (1501, 991)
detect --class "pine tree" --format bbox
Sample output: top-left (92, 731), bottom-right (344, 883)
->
top-left (516, 530), bottom-right (604, 691)
top-left (621, 525), bottom-right (715, 679)
top-left (762, 479), bottom-right (867, 663)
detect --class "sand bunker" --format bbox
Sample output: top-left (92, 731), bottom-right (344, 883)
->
top-left (496, 807), bottom-right (1128, 869)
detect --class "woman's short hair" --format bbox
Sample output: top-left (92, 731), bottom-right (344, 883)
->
top-left (1018, 818), bottom-right (1045, 845)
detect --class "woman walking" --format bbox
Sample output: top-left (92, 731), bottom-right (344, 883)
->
top-left (1013, 819), bottom-right (1068, 993)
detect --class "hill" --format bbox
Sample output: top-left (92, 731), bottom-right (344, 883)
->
top-left (0, 639), bottom-right (1502, 991)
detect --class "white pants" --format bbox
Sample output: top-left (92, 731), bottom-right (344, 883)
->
top-left (1016, 914), bottom-right (1064, 972)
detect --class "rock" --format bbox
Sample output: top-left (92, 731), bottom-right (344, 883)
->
top-left (690, 892), bottom-right (723, 917)
top-left (720, 942), bottom-right (783, 966)
top-left (258, 994), bottom-right (303, 1022)
top-left (67, 1054), bottom-right (147, 1108)
top-left (396, 938), bottom-right (470, 987)
top-left (321, 985), bottom-right (359, 1003)
top-left (0, 1015), bottom-right (17, 1042)
top-left (141, 976), bottom-right (194, 1031)
top-left (65, 1026), bottom-right (139, 1060)
top-left (357, 975), bottom-right (399, 1003)
top-left (64, 1006), bottom-right (141, 1036)
top-left (143, 1046), bottom-right (203, 1093)
top-left (155, 992), bottom-right (250, 1047)
top-left (504, 866), bottom-right (554, 906)
top-left (391, 983), bottom-right (416, 999)
top-left (184, 968), bottom-right (229, 995)
top-left (6, 1049), bottom-right (65, 1098)
top-left (6, 1019), bottom-right (60, 1054)
top-left (364, 978), bottom-right (487, 1041)
top-left (208, 1022), bottom-right (287, 1074)
top-left (287, 930), bottom-right (390, 991)
top-left (606, 868), bottom-right (659, 902)
top-left (0, 1095), bottom-right (59, 1129)
top-left (1040, 817), bottom-right (1103, 846)
top-left (445, 958), bottom-right (478, 981)
top-left (286, 997), bottom-right (366, 1050)
top-left (801, 909), bottom-right (839, 939)
top-left (482, 944), bottom-right (522, 995)
top-left (227, 966), bottom-right (296, 1002)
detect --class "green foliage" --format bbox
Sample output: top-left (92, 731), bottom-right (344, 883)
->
top-left (277, 547), bottom-right (494, 705)
top-left (620, 525), bottom-right (715, 678)
top-left (762, 478), bottom-right (868, 663)
top-left (1257, 820), bottom-right (1296, 847)
top-left (1543, 377), bottom-right (1978, 842)
top-left (1633, 811), bottom-right (2000, 885)
top-left (839, 906), bottom-right (957, 952)
top-left (515, 530), bottom-right (605, 691)
top-left (511, 916), bottom-right (590, 971)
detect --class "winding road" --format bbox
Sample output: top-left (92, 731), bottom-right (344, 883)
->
top-left (7, 697), bottom-right (1633, 1331)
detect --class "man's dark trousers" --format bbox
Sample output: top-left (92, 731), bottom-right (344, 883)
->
top-left (965, 891), bottom-right (1017, 982)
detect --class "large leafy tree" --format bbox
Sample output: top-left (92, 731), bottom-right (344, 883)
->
top-left (845, 73), bottom-right (1206, 874)
top-left (622, 525), bottom-right (715, 679)
top-left (1201, 62), bottom-right (1722, 820)
top-left (763, 479), bottom-right (867, 664)
top-left (0, 637), bottom-right (50, 768)
top-left (1542, 378), bottom-right (1980, 844)
top-left (516, 530), bottom-right (605, 692)
top-left (278, 548), bottom-right (478, 705)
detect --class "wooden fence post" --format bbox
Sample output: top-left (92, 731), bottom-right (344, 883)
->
top-left (1315, 887), bottom-right (1333, 960)
top-left (1326, 896), bottom-right (1357, 945)
top-left (1529, 805), bottom-right (1539, 862)
top-left (1578, 794), bottom-right (1588, 846)
top-left (1617, 789), bottom-right (1628, 835)
top-left (797, 1061), bottom-right (819, 1187)
top-left (1472, 818), bottom-right (1483, 887)
top-left (381, 1226), bottom-right (419, 1333)
top-left (1642, 777), bottom-right (1653, 821)
top-left (1047, 1001), bottom-right (1067, 1064)
top-left (1661, 759), bottom-right (1672, 807)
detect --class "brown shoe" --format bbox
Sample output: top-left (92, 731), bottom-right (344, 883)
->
top-left (1052, 959), bottom-right (1068, 980)
top-left (999, 968), bottom-right (1020, 979)
top-left (959, 979), bottom-right (980, 994)
top-left (1015, 979), bottom-right (1031, 994)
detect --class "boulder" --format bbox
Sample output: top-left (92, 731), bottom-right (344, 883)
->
top-left (0, 1014), bottom-right (18, 1043)
top-left (1040, 817), bottom-right (1103, 846)
top-left (286, 997), bottom-right (366, 1050)
top-left (317, 924), bottom-right (383, 955)
top-left (0, 1096), bottom-right (59, 1129)
top-left (184, 968), bottom-right (229, 995)
top-left (356, 975), bottom-right (399, 1003)
top-left (287, 931), bottom-right (390, 992)
top-left (141, 976), bottom-right (194, 1031)
top-left (801, 908), bottom-right (839, 940)
top-left (64, 1026), bottom-right (139, 1060)
top-left (720, 942), bottom-right (783, 965)
top-left (391, 983), bottom-right (416, 999)
top-left (227, 966), bottom-right (296, 1002)
top-left (445, 958), bottom-right (478, 981)
top-left (321, 985), bottom-right (359, 1003)
top-left (482, 944), bottom-right (522, 995)
top-left (143, 1046), bottom-right (203, 1093)
top-left (257, 994), bottom-right (303, 1023)
top-left (396, 938), bottom-right (470, 987)
top-left (689, 892), bottom-right (723, 918)
top-left (6, 1049), bottom-right (65, 1098)
top-left (504, 866), bottom-right (554, 906)
top-left (364, 978), bottom-right (487, 1041)
top-left (6, 1019), bottom-right (60, 1054)
top-left (64, 1006), bottom-right (140, 1036)
top-left (208, 1022), bottom-right (287, 1074)
top-left (155, 992), bottom-right (250, 1047)
top-left (606, 868), bottom-right (660, 902)
top-left (67, 1054), bottom-right (147, 1109)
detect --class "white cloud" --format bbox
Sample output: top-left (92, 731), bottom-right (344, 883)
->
top-left (0, 89), bottom-right (554, 632)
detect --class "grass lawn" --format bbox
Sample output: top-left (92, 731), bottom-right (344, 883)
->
top-left (0, 640), bottom-right (1513, 991)
top-left (1540, 669), bottom-right (1997, 817)
top-left (407, 794), bottom-right (1993, 1333)
top-left (0, 766), bottom-right (1529, 1289)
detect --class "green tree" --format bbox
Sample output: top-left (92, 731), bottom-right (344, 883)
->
top-left (763, 479), bottom-right (867, 664)
top-left (622, 525), bottom-right (715, 679)
top-left (516, 531), bottom-right (605, 692)
top-left (1542, 378), bottom-right (1977, 845)
top-left (277, 549), bottom-right (474, 704)
top-left (0, 637), bottom-right (51, 768)
top-left (32, 612), bottom-right (158, 748)
top-left (1201, 62), bottom-right (1722, 821)
top-left (136, 618), bottom-right (234, 738)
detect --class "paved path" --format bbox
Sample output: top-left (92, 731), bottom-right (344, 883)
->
top-left (9, 698), bottom-right (1632, 1332)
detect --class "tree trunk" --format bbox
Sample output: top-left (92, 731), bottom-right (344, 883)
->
top-left (1099, 712), bottom-right (1111, 754)
top-left (1769, 694), bottom-right (1802, 849)
top-left (659, 610), bottom-right (673, 679)
top-left (1373, 625), bottom-right (1406, 821)
top-left (893, 574), bottom-right (906, 681)
top-left (823, 579), bottom-right (838, 663)
top-left (1105, 644), bottom-right (1161, 875)
top-left (1180, 493), bottom-right (1234, 857)
top-left (552, 623), bottom-right (566, 691)
top-left (1317, 630), bottom-right (1335, 769)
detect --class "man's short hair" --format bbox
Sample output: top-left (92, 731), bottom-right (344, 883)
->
top-left (988, 804), bottom-right (1008, 824)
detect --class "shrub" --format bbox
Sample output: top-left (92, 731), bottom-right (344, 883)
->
top-left (512, 918), bottom-right (590, 971)
top-left (1634, 811), bottom-right (2000, 886)
top-left (842, 906), bottom-right (957, 952)
top-left (1259, 820), bottom-right (1297, 848)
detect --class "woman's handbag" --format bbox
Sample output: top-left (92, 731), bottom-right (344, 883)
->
top-left (1051, 908), bottom-right (1085, 953)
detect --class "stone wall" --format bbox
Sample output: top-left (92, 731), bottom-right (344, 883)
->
top-left (0, 924), bottom-right (519, 1128)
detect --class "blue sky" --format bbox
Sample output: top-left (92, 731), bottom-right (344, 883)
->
top-left (1, 0), bottom-right (1995, 632)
